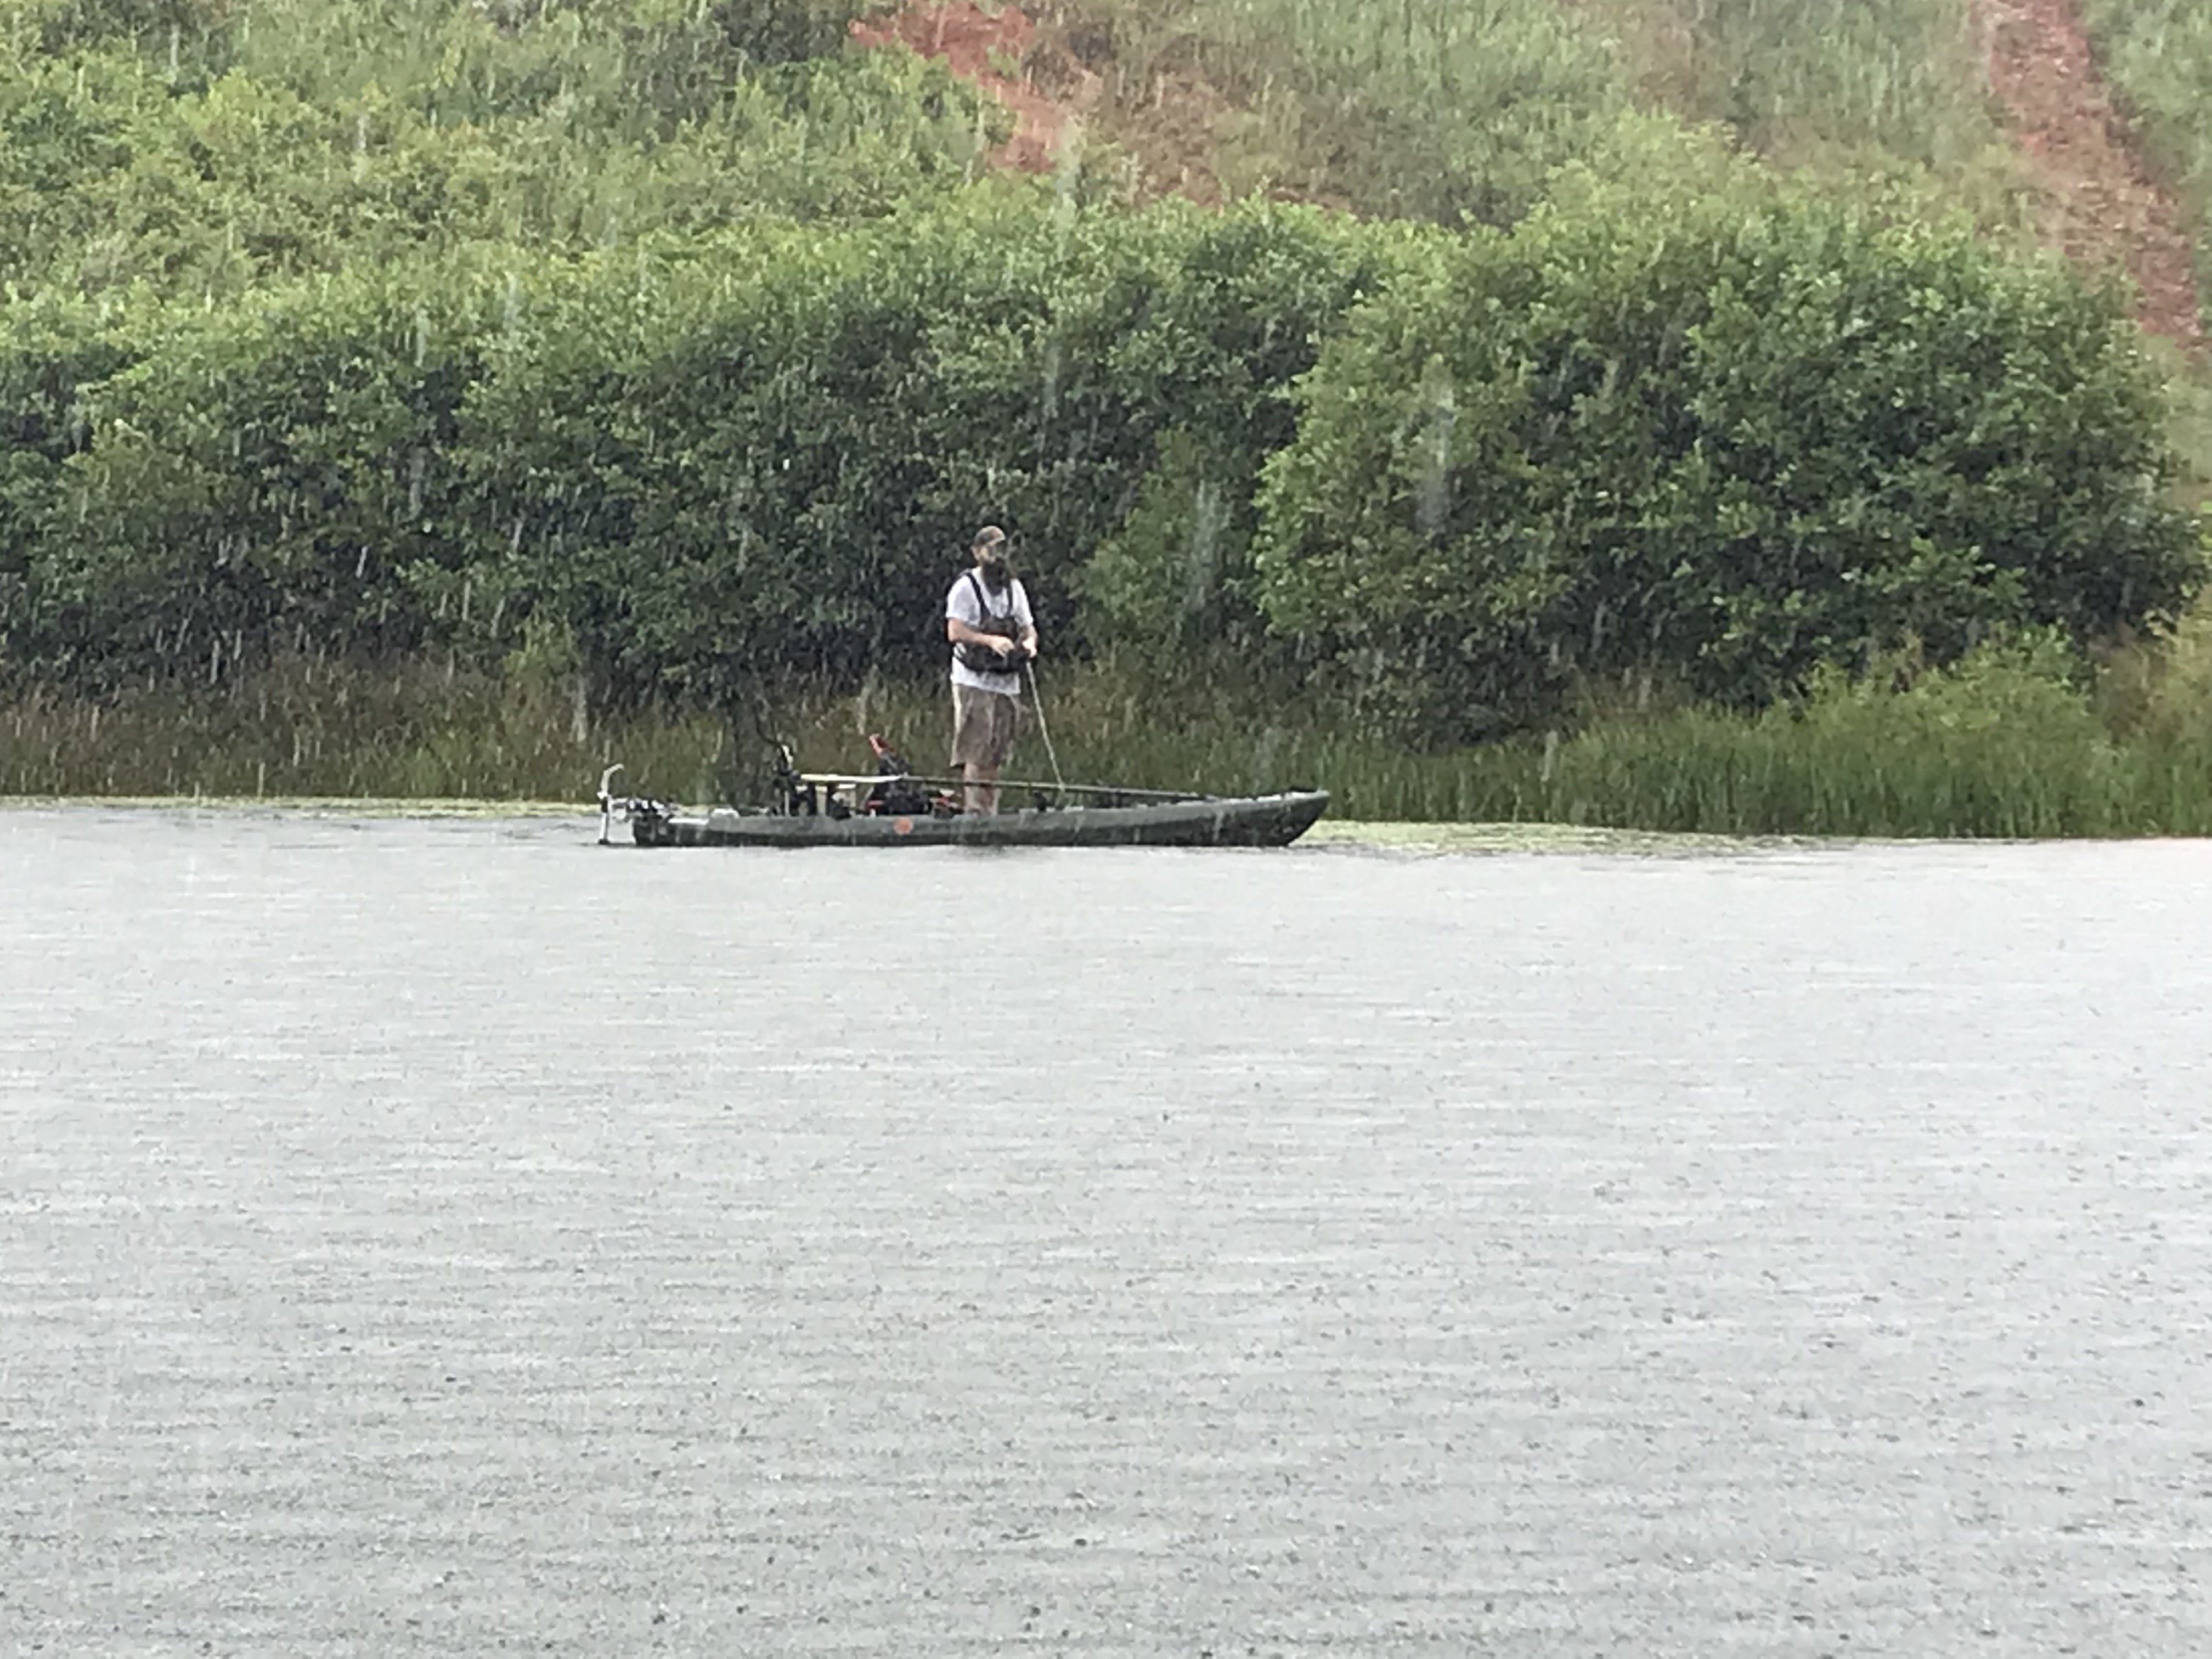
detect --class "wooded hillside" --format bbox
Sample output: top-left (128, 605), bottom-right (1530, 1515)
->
top-left (3, 0), bottom-right (2206, 746)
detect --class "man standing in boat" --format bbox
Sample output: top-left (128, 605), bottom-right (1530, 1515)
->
top-left (945, 524), bottom-right (1038, 815)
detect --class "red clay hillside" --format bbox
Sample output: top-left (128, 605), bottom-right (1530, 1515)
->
top-left (857, 0), bottom-right (2204, 350)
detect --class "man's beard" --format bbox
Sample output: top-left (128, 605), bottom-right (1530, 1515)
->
top-left (979, 561), bottom-right (1010, 592)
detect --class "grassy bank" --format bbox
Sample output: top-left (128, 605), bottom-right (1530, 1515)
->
top-left (7, 634), bottom-right (2212, 837)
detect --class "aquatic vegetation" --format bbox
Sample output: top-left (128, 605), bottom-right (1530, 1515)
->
top-left (10, 640), bottom-right (2212, 837)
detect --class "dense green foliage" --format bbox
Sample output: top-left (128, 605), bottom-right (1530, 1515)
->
top-left (0, 0), bottom-right (989, 300)
top-left (0, 196), bottom-right (1414, 708)
top-left (1254, 164), bottom-right (2201, 740)
top-left (10, 177), bottom-right (2196, 735)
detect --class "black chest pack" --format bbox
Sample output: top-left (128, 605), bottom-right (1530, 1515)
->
top-left (956, 571), bottom-right (1026, 677)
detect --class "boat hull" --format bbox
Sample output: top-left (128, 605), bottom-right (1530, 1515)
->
top-left (629, 790), bottom-right (1330, 849)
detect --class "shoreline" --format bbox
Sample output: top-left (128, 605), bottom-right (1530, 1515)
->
top-left (10, 796), bottom-right (2209, 850)
top-left (0, 793), bottom-right (2023, 851)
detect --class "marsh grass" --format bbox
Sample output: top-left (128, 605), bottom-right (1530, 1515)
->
top-left (10, 633), bottom-right (2212, 836)
top-left (0, 656), bottom-right (726, 803)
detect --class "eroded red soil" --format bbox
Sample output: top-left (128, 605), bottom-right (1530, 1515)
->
top-left (1981, 0), bottom-right (2203, 348)
top-left (858, 1), bottom-right (2205, 347)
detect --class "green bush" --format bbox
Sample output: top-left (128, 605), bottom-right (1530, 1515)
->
top-left (7, 0), bottom-right (230, 57)
top-left (0, 291), bottom-right (147, 683)
top-left (1253, 165), bottom-right (2206, 742)
top-left (449, 196), bottom-right (1401, 710)
top-left (2, 193), bottom-right (1407, 708)
top-left (1081, 427), bottom-right (1248, 656)
top-left (13, 173), bottom-right (2206, 734)
top-left (221, 0), bottom-right (868, 116)
top-left (1080, 204), bottom-right (1429, 658)
top-left (13, 258), bottom-right (499, 690)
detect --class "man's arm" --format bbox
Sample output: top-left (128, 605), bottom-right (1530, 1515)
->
top-left (1016, 584), bottom-right (1040, 657)
top-left (947, 616), bottom-right (1019, 651)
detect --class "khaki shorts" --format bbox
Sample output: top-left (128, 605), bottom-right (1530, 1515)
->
top-left (950, 682), bottom-right (1023, 770)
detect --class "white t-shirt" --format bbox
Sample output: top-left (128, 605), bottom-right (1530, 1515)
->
top-left (945, 570), bottom-right (1033, 693)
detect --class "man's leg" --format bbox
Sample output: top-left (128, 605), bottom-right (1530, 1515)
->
top-left (979, 690), bottom-right (1020, 814)
top-left (953, 686), bottom-right (1013, 814)
top-left (963, 762), bottom-right (1000, 815)
top-left (952, 685), bottom-right (983, 812)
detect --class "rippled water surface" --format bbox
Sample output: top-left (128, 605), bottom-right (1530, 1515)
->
top-left (4, 808), bottom-right (2211, 1656)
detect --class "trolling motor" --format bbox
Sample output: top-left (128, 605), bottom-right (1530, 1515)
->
top-left (596, 763), bottom-right (627, 844)
top-left (596, 762), bottom-right (676, 845)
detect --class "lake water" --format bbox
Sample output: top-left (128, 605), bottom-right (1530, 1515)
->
top-left (4, 808), bottom-right (2210, 1656)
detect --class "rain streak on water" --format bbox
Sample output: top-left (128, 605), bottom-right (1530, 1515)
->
top-left (3, 808), bottom-right (2210, 1656)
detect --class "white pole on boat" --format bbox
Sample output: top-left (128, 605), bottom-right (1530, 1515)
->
top-left (1025, 661), bottom-right (1068, 797)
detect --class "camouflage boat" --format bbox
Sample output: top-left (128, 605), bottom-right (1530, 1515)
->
top-left (595, 744), bottom-right (1328, 850)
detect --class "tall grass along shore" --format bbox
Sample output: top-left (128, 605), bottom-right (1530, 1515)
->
top-left (9, 628), bottom-right (2212, 840)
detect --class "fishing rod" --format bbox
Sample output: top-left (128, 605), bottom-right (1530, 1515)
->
top-left (1025, 659), bottom-right (1068, 796)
